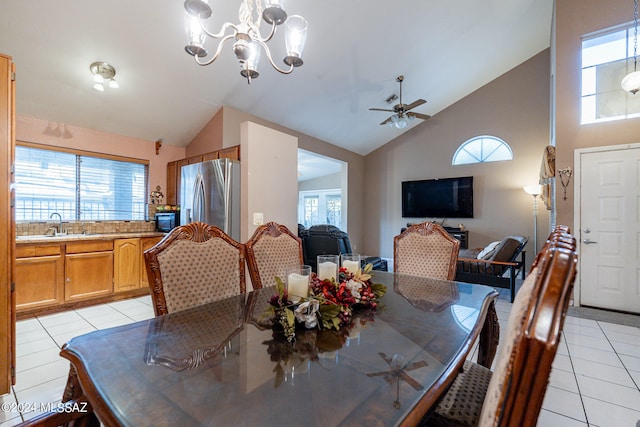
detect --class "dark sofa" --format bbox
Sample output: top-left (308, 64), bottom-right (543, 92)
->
top-left (455, 235), bottom-right (528, 302)
top-left (298, 224), bottom-right (388, 273)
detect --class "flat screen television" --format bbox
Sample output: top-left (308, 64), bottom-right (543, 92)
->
top-left (402, 176), bottom-right (474, 218)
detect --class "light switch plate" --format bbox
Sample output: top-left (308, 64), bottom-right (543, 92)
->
top-left (253, 212), bottom-right (264, 226)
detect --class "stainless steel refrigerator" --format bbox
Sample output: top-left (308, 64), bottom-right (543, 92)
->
top-left (179, 158), bottom-right (240, 240)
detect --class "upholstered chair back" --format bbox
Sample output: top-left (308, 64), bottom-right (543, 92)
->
top-left (430, 227), bottom-right (578, 427)
top-left (393, 222), bottom-right (460, 280)
top-left (144, 222), bottom-right (246, 316)
top-left (245, 222), bottom-right (304, 289)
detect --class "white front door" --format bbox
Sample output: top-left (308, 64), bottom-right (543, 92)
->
top-left (577, 145), bottom-right (640, 314)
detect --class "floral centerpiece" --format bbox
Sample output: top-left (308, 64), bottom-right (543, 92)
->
top-left (265, 263), bottom-right (387, 343)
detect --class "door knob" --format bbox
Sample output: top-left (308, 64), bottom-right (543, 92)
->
top-left (583, 239), bottom-right (597, 244)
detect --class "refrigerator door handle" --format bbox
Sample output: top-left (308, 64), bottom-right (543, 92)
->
top-left (192, 174), bottom-right (206, 223)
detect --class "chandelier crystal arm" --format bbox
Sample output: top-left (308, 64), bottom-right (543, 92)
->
top-left (199, 20), bottom-right (239, 40)
top-left (256, 39), bottom-right (294, 74)
top-left (251, 20), bottom-right (277, 44)
top-left (194, 34), bottom-right (237, 66)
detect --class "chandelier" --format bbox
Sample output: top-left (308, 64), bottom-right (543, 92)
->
top-left (622, 0), bottom-right (640, 94)
top-left (183, 0), bottom-right (308, 84)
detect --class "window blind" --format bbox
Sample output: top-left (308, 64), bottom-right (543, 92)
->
top-left (15, 145), bottom-right (148, 221)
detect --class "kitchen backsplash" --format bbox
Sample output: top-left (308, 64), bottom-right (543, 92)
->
top-left (16, 220), bottom-right (156, 236)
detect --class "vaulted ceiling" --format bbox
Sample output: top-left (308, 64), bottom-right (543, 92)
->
top-left (0, 0), bottom-right (553, 156)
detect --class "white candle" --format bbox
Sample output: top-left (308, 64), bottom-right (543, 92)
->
top-left (318, 261), bottom-right (337, 281)
top-left (287, 272), bottom-right (309, 302)
top-left (343, 260), bottom-right (360, 274)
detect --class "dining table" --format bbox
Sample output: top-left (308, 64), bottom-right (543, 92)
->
top-left (54, 271), bottom-right (499, 427)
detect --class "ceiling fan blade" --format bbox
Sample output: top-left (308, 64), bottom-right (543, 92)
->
top-left (404, 99), bottom-right (427, 111)
top-left (369, 108), bottom-right (395, 113)
top-left (380, 117), bottom-right (393, 126)
top-left (407, 112), bottom-right (431, 120)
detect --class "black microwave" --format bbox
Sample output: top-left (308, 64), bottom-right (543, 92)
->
top-left (155, 212), bottom-right (179, 232)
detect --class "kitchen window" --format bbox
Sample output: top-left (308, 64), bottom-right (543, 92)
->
top-left (15, 143), bottom-right (149, 221)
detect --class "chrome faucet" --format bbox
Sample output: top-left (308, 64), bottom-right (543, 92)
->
top-left (49, 212), bottom-right (62, 234)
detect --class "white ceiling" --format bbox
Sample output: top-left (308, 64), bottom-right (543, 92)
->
top-left (0, 1), bottom-right (553, 156)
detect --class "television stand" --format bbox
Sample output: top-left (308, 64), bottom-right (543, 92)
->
top-left (400, 225), bottom-right (469, 249)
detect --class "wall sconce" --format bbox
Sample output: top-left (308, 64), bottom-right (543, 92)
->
top-left (155, 139), bottom-right (163, 155)
top-left (558, 167), bottom-right (573, 200)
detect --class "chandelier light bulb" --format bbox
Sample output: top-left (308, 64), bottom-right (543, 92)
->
top-left (108, 79), bottom-right (119, 89)
top-left (93, 82), bottom-right (104, 92)
top-left (93, 73), bottom-right (104, 84)
top-left (284, 15), bottom-right (307, 66)
top-left (185, 14), bottom-right (208, 57)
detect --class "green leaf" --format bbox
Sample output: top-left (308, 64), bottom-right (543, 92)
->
top-left (331, 317), bottom-right (341, 329)
top-left (370, 283), bottom-right (387, 298)
top-left (319, 304), bottom-right (340, 320)
top-left (285, 307), bottom-right (295, 328)
top-left (276, 277), bottom-right (285, 297)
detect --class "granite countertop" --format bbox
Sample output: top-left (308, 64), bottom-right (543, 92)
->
top-left (15, 231), bottom-right (166, 244)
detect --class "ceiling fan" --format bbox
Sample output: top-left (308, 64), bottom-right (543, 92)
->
top-left (369, 75), bottom-right (431, 128)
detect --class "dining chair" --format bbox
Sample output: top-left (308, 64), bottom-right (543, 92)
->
top-left (245, 222), bottom-right (304, 289)
top-left (394, 222), bottom-right (460, 280)
top-left (144, 221), bottom-right (246, 316)
top-left (426, 228), bottom-right (578, 427)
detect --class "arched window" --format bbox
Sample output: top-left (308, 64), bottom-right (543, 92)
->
top-left (452, 135), bottom-right (513, 165)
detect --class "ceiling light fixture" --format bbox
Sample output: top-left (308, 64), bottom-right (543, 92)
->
top-left (90, 62), bottom-right (119, 92)
top-left (622, 0), bottom-right (640, 94)
top-left (183, 0), bottom-right (308, 84)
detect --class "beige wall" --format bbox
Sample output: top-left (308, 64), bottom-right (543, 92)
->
top-left (555, 0), bottom-right (640, 228)
top-left (298, 172), bottom-right (342, 191)
top-left (363, 50), bottom-right (551, 261)
top-left (185, 107), bottom-right (223, 157)
top-left (218, 106), bottom-right (366, 251)
top-left (16, 115), bottom-right (185, 204)
top-left (240, 121), bottom-right (298, 288)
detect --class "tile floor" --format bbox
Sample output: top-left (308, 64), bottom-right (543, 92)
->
top-left (1, 292), bottom-right (639, 426)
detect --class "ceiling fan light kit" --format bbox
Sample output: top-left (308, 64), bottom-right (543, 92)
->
top-left (370, 75), bottom-right (431, 129)
top-left (183, 0), bottom-right (308, 84)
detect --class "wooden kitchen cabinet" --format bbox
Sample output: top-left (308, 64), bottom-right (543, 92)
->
top-left (114, 238), bottom-right (141, 292)
top-left (114, 236), bottom-right (162, 292)
top-left (15, 244), bottom-right (63, 310)
top-left (64, 241), bottom-right (114, 302)
top-left (140, 236), bottom-right (162, 288)
top-left (166, 161), bottom-right (178, 205)
top-left (217, 146), bottom-right (240, 160)
top-left (202, 151), bottom-right (218, 161)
